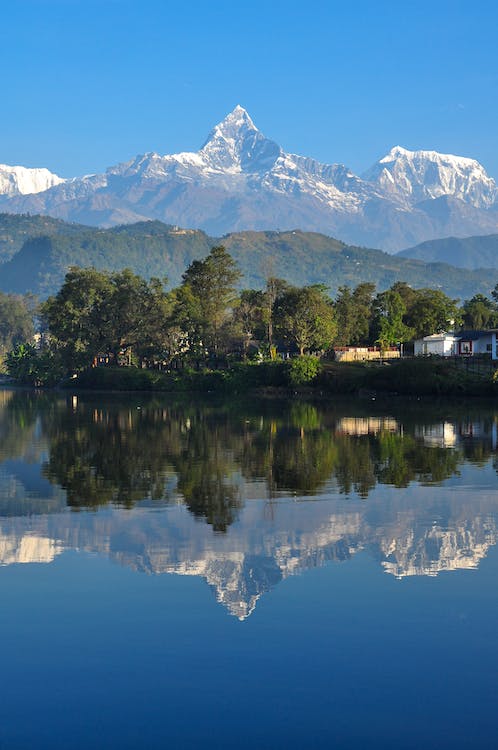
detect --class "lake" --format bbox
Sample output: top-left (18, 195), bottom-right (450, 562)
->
top-left (0, 389), bottom-right (497, 749)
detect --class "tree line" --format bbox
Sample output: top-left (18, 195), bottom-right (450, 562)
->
top-left (2, 244), bottom-right (498, 382)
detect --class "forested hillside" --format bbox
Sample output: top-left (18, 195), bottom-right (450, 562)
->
top-left (0, 214), bottom-right (85, 262)
top-left (0, 214), bottom-right (496, 299)
top-left (398, 233), bottom-right (498, 269)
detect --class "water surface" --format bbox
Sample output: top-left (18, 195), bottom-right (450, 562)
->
top-left (0, 390), bottom-right (497, 749)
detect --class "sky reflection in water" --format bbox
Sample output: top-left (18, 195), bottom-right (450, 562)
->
top-left (0, 389), bottom-right (497, 749)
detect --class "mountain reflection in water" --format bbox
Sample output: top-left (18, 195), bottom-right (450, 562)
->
top-left (0, 389), bottom-right (497, 618)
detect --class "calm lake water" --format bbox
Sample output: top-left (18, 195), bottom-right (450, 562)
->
top-left (0, 389), bottom-right (497, 749)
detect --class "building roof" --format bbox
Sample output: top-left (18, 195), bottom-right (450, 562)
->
top-left (457, 329), bottom-right (497, 340)
top-left (417, 329), bottom-right (498, 343)
top-left (418, 333), bottom-right (459, 342)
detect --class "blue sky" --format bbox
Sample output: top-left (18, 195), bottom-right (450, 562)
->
top-left (1, 0), bottom-right (497, 178)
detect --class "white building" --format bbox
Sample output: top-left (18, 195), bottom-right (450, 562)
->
top-left (456, 330), bottom-right (496, 358)
top-left (414, 330), bottom-right (498, 360)
top-left (413, 333), bottom-right (459, 357)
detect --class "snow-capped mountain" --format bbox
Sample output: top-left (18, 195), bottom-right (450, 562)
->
top-left (199, 104), bottom-right (282, 173)
top-left (1, 106), bottom-right (497, 251)
top-left (0, 164), bottom-right (65, 196)
top-left (363, 145), bottom-right (498, 209)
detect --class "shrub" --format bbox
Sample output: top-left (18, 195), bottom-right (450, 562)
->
top-left (287, 356), bottom-right (322, 386)
top-left (6, 343), bottom-right (65, 386)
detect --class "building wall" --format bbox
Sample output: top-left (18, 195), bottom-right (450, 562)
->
top-left (414, 337), bottom-right (458, 357)
top-left (334, 347), bottom-right (400, 362)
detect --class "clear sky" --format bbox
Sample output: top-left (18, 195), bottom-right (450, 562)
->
top-left (1, 0), bottom-right (497, 179)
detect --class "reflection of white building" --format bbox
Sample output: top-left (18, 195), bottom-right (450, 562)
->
top-left (415, 420), bottom-right (498, 450)
top-left (337, 417), bottom-right (399, 436)
top-left (459, 421), bottom-right (498, 450)
top-left (415, 422), bottom-right (457, 448)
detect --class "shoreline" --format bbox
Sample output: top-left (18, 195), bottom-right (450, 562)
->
top-left (2, 356), bottom-right (497, 399)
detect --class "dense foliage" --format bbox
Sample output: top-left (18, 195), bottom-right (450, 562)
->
top-left (0, 292), bottom-right (35, 368)
top-left (2, 393), bottom-right (493, 523)
top-left (2, 242), bottom-right (498, 389)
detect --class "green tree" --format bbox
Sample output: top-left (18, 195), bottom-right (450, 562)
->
top-left (405, 288), bottom-right (462, 338)
top-left (461, 294), bottom-right (498, 330)
top-left (41, 267), bottom-right (170, 371)
top-left (175, 246), bottom-right (242, 359)
top-left (5, 343), bottom-right (38, 383)
top-left (265, 276), bottom-right (289, 351)
top-left (0, 292), bottom-right (35, 367)
top-left (275, 285), bottom-right (336, 355)
top-left (232, 289), bottom-right (267, 358)
top-left (371, 290), bottom-right (413, 349)
top-left (334, 282), bottom-right (375, 345)
top-left (99, 270), bottom-right (170, 365)
top-left (41, 267), bottom-right (112, 371)
top-left (6, 344), bottom-right (64, 386)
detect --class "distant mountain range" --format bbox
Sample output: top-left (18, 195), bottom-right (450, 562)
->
top-left (1, 106), bottom-right (498, 251)
top-left (398, 233), bottom-right (498, 269)
top-left (0, 214), bottom-right (496, 299)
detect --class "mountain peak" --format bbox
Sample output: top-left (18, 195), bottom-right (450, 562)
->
top-left (224, 104), bottom-right (254, 124)
top-left (382, 145), bottom-right (412, 160)
top-left (0, 164), bottom-right (65, 197)
top-left (364, 145), bottom-right (497, 209)
top-left (200, 106), bottom-right (280, 173)
top-left (201, 105), bottom-right (258, 148)
top-left (380, 145), bottom-right (481, 167)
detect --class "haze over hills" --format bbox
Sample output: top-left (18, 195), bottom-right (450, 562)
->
top-left (398, 233), bottom-right (498, 270)
top-left (0, 214), bottom-right (496, 299)
top-left (1, 106), bottom-right (498, 251)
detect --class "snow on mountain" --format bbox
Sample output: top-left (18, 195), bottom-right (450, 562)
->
top-left (0, 164), bottom-right (65, 196)
top-left (1, 107), bottom-right (498, 250)
top-left (363, 145), bottom-right (498, 209)
top-left (199, 104), bottom-right (282, 173)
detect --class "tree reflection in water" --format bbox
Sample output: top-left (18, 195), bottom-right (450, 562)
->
top-left (0, 391), bottom-right (497, 530)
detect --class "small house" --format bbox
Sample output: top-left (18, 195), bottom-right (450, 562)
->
top-left (413, 333), bottom-right (459, 357)
top-left (456, 330), bottom-right (496, 357)
top-left (414, 330), bottom-right (498, 360)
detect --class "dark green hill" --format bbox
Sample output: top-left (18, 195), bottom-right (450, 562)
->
top-left (397, 233), bottom-right (498, 269)
top-left (0, 213), bottom-right (86, 262)
top-left (0, 216), bottom-right (496, 299)
top-left (220, 230), bottom-right (497, 297)
top-left (0, 221), bottom-right (213, 297)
